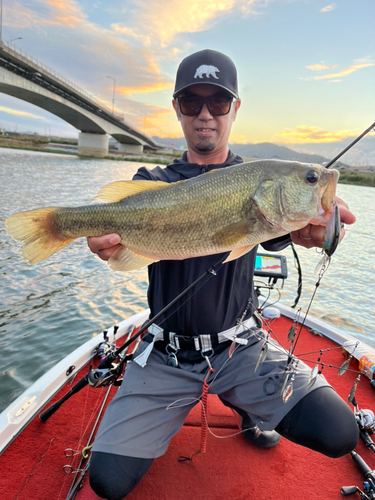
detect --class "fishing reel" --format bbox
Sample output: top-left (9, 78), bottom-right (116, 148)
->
top-left (355, 409), bottom-right (375, 453)
top-left (93, 340), bottom-right (116, 358)
top-left (89, 340), bottom-right (125, 388)
top-left (87, 362), bottom-right (123, 388)
top-left (356, 410), bottom-right (375, 434)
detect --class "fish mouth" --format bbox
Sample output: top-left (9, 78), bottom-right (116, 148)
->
top-left (321, 169), bottom-right (339, 212)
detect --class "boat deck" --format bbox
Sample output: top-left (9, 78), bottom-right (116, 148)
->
top-left (1, 315), bottom-right (374, 500)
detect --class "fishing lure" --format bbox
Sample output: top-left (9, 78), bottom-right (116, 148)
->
top-left (254, 341), bottom-right (268, 373)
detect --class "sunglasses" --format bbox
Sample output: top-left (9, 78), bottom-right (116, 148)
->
top-left (177, 94), bottom-right (234, 116)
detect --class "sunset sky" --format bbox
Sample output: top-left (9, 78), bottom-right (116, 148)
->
top-left (0, 0), bottom-right (374, 163)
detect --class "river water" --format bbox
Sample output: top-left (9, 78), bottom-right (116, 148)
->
top-left (0, 148), bottom-right (374, 412)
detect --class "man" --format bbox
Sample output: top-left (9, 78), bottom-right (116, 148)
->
top-left (88, 50), bottom-right (358, 500)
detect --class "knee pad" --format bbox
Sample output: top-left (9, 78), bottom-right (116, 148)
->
top-left (89, 451), bottom-right (153, 499)
top-left (277, 387), bottom-right (359, 458)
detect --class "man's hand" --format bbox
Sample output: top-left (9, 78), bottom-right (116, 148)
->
top-left (87, 234), bottom-right (122, 261)
top-left (290, 197), bottom-right (356, 250)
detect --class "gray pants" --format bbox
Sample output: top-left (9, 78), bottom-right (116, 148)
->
top-left (93, 326), bottom-right (330, 459)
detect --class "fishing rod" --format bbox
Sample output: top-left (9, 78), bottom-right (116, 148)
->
top-left (325, 121), bottom-right (375, 169)
top-left (39, 252), bottom-right (229, 421)
top-left (96, 252), bottom-right (230, 370)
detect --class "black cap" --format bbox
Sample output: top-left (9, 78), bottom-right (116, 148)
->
top-left (173, 49), bottom-right (238, 99)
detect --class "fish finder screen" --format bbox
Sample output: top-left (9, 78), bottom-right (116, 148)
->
top-left (254, 253), bottom-right (288, 279)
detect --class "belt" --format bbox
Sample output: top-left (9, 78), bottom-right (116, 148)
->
top-left (133, 316), bottom-right (258, 368)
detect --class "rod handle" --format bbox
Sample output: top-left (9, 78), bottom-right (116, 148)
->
top-left (341, 486), bottom-right (359, 496)
top-left (351, 450), bottom-right (372, 477)
top-left (39, 374), bottom-right (89, 422)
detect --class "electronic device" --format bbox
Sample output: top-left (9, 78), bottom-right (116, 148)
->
top-left (254, 253), bottom-right (288, 280)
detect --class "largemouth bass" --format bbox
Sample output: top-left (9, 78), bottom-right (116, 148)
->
top-left (5, 160), bottom-right (339, 272)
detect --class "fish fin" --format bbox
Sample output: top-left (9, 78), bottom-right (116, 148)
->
top-left (108, 246), bottom-right (156, 272)
top-left (224, 245), bottom-right (255, 263)
top-left (5, 208), bottom-right (75, 264)
top-left (96, 180), bottom-right (169, 203)
top-left (211, 222), bottom-right (250, 247)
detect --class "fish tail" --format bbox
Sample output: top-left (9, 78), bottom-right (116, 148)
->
top-left (5, 207), bottom-right (75, 264)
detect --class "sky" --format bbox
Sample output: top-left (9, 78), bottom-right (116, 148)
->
top-left (0, 0), bottom-right (374, 164)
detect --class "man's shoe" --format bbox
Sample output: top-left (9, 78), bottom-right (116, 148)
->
top-left (242, 423), bottom-right (281, 448)
top-left (232, 411), bottom-right (281, 449)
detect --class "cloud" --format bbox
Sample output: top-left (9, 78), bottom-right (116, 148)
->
top-left (229, 133), bottom-right (248, 144)
top-left (118, 82), bottom-right (174, 96)
top-left (301, 57), bottom-right (374, 81)
top-left (320, 4), bottom-right (336, 13)
top-left (5, 1), bottom-right (175, 100)
top-left (274, 125), bottom-right (357, 144)
top-left (0, 106), bottom-right (45, 119)
top-left (306, 63), bottom-right (337, 71)
top-left (6, 0), bottom-right (86, 30)
top-left (36, 0), bottom-right (87, 28)
top-left (130, 105), bottom-right (181, 138)
top-left (111, 0), bottom-right (262, 47)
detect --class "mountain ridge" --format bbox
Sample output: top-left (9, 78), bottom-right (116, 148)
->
top-left (152, 136), bottom-right (327, 164)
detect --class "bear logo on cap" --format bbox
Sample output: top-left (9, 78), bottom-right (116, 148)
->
top-left (194, 65), bottom-right (220, 79)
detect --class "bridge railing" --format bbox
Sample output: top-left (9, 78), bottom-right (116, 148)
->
top-left (2, 38), bottom-right (103, 107)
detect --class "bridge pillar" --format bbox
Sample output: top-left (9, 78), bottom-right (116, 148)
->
top-left (118, 143), bottom-right (144, 154)
top-left (78, 133), bottom-right (109, 157)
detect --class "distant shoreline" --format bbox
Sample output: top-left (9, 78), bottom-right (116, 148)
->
top-left (0, 139), bottom-right (174, 165)
top-left (1, 139), bottom-right (374, 187)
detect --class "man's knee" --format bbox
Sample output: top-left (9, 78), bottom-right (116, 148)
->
top-left (319, 408), bottom-right (359, 458)
top-left (277, 387), bottom-right (359, 458)
top-left (89, 451), bottom-right (153, 500)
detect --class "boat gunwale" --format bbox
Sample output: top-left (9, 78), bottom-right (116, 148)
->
top-left (0, 309), bottom-right (150, 455)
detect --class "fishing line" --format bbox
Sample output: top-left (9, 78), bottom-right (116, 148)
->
top-left (199, 399), bottom-right (250, 440)
top-left (290, 259), bottom-right (330, 356)
top-left (290, 359), bottom-right (362, 376)
top-left (295, 344), bottom-right (357, 357)
top-left (14, 438), bottom-right (55, 500)
top-left (65, 385), bottom-right (112, 500)
top-left (166, 396), bottom-right (202, 410)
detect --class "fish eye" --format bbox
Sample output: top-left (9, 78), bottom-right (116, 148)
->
top-left (305, 170), bottom-right (319, 185)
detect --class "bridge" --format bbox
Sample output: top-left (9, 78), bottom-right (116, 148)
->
top-left (0, 39), bottom-right (164, 157)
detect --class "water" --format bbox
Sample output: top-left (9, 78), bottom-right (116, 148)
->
top-left (0, 148), bottom-right (374, 412)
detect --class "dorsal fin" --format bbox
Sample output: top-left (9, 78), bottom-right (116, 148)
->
top-left (96, 180), bottom-right (169, 203)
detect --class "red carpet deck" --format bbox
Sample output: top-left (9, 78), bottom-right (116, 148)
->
top-left (2, 316), bottom-right (375, 500)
